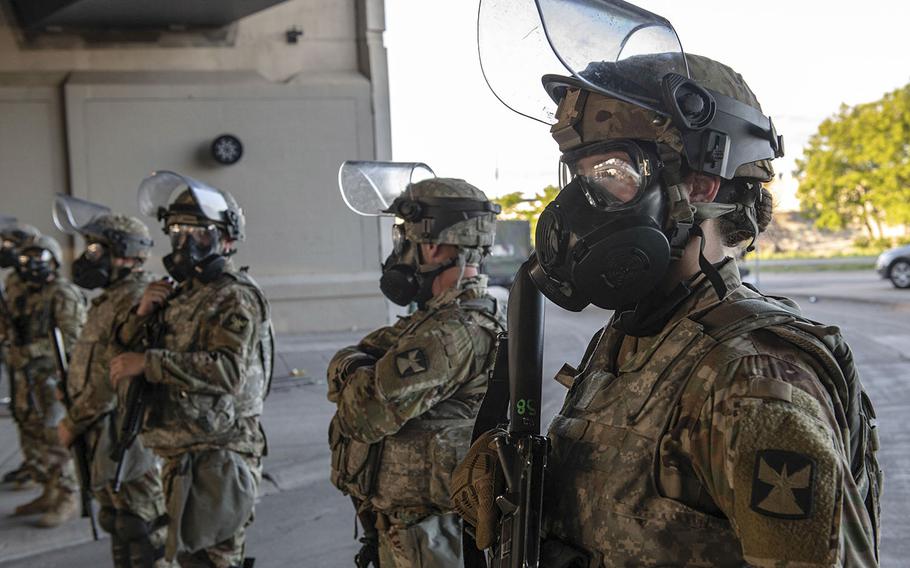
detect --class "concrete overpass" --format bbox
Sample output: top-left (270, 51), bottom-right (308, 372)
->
top-left (0, 0), bottom-right (393, 334)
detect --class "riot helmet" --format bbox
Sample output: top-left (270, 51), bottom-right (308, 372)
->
top-left (54, 194), bottom-right (153, 289)
top-left (17, 234), bottom-right (62, 285)
top-left (138, 171), bottom-right (244, 283)
top-left (0, 217), bottom-right (40, 269)
top-left (339, 161), bottom-right (500, 307)
top-left (477, 0), bottom-right (783, 315)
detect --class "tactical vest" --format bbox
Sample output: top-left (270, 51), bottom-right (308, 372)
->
top-left (145, 270), bottom-right (274, 447)
top-left (332, 294), bottom-right (503, 521)
top-left (69, 273), bottom-right (153, 399)
top-left (544, 289), bottom-right (881, 567)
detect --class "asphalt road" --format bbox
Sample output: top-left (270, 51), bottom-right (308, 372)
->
top-left (3, 271), bottom-right (908, 567)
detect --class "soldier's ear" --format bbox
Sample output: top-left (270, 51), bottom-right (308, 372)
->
top-left (687, 172), bottom-right (721, 204)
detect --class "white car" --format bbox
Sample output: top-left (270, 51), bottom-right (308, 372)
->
top-left (875, 244), bottom-right (910, 288)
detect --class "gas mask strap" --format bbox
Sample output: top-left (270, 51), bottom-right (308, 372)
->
top-left (691, 221), bottom-right (728, 301)
top-left (658, 145), bottom-right (694, 260)
top-left (454, 250), bottom-right (467, 290)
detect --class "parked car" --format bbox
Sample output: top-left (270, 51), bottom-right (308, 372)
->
top-left (482, 219), bottom-right (531, 288)
top-left (875, 244), bottom-right (910, 288)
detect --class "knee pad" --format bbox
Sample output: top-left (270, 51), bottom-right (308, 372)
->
top-left (98, 507), bottom-right (117, 535)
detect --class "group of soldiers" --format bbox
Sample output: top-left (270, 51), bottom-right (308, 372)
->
top-left (0, 0), bottom-right (886, 566)
top-left (325, 1), bottom-right (884, 567)
top-left (0, 171), bottom-right (271, 568)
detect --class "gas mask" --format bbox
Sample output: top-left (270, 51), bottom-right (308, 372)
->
top-left (0, 239), bottom-right (17, 268)
top-left (531, 140), bottom-right (679, 312)
top-left (72, 242), bottom-right (135, 290)
top-left (17, 249), bottom-right (55, 285)
top-left (380, 224), bottom-right (455, 308)
top-left (163, 223), bottom-right (226, 283)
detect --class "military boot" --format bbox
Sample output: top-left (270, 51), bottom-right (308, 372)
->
top-left (2, 463), bottom-right (27, 483)
top-left (35, 489), bottom-right (79, 527)
top-left (13, 485), bottom-right (57, 516)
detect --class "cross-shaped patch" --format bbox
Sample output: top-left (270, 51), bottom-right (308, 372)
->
top-left (224, 312), bottom-right (250, 335)
top-left (396, 348), bottom-right (428, 378)
top-left (750, 449), bottom-right (815, 520)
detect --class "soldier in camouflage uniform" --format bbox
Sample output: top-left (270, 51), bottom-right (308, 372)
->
top-left (0, 220), bottom-right (42, 488)
top-left (453, 5), bottom-right (881, 566)
top-left (54, 203), bottom-right (168, 568)
top-left (6, 234), bottom-right (87, 526)
top-left (330, 171), bottom-right (504, 567)
top-left (111, 171), bottom-right (273, 568)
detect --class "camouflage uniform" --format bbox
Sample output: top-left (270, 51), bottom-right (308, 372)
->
top-left (329, 275), bottom-right (503, 567)
top-left (119, 260), bottom-right (271, 568)
top-left (61, 270), bottom-right (166, 564)
top-left (541, 260), bottom-right (880, 567)
top-left (1, 270), bottom-right (47, 484)
top-left (6, 271), bottom-right (86, 512)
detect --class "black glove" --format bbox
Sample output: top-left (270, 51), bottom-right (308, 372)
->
top-left (354, 533), bottom-right (380, 568)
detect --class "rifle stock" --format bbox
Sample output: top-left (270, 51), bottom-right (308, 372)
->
top-left (49, 326), bottom-right (100, 541)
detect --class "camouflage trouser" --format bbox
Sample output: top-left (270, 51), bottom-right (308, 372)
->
top-left (161, 451), bottom-right (262, 568)
top-left (96, 469), bottom-right (168, 547)
top-left (11, 371), bottom-right (47, 481)
top-left (16, 371), bottom-right (77, 493)
top-left (378, 512), bottom-right (464, 568)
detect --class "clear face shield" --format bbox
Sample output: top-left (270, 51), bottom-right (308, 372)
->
top-left (337, 161), bottom-right (436, 217)
top-left (478, 0), bottom-right (783, 179)
top-left (138, 171), bottom-right (231, 226)
top-left (52, 194), bottom-right (112, 237)
top-left (478, 0), bottom-right (688, 125)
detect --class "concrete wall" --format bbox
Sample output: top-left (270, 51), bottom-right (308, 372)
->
top-left (0, 0), bottom-right (392, 334)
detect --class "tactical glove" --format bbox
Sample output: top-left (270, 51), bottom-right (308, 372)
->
top-left (327, 348), bottom-right (376, 402)
top-left (450, 427), bottom-right (506, 550)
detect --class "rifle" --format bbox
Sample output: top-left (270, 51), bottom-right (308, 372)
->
top-left (110, 311), bottom-right (164, 493)
top-left (49, 326), bottom-right (100, 541)
top-left (465, 258), bottom-right (547, 568)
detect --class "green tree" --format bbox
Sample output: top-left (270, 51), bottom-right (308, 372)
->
top-left (493, 185), bottom-right (560, 243)
top-left (795, 84), bottom-right (910, 238)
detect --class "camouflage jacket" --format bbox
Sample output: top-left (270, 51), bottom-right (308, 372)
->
top-left (61, 271), bottom-right (156, 436)
top-left (119, 263), bottom-right (272, 458)
top-left (0, 271), bottom-right (26, 343)
top-left (544, 259), bottom-right (880, 567)
top-left (6, 276), bottom-right (85, 377)
top-left (328, 276), bottom-right (504, 518)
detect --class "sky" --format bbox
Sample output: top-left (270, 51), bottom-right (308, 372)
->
top-left (384, 1), bottom-right (910, 211)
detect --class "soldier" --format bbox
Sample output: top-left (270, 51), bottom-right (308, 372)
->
top-left (7, 234), bottom-right (86, 526)
top-left (53, 195), bottom-right (167, 568)
top-left (0, 220), bottom-right (42, 488)
top-left (453, 2), bottom-right (881, 567)
top-left (330, 164), bottom-right (505, 567)
top-left (110, 171), bottom-right (273, 568)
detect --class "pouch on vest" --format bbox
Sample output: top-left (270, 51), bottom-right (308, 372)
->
top-left (164, 450), bottom-right (257, 558)
top-left (328, 414), bottom-right (383, 502)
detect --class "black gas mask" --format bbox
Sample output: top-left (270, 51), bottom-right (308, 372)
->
top-left (531, 140), bottom-right (679, 312)
top-left (163, 223), bottom-right (226, 283)
top-left (17, 249), bottom-right (55, 285)
top-left (380, 224), bottom-right (455, 308)
top-left (72, 242), bottom-right (136, 290)
top-left (0, 239), bottom-right (18, 268)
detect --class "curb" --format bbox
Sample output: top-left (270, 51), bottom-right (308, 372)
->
top-left (769, 290), bottom-right (910, 309)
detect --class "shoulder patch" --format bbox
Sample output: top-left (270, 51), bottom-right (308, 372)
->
top-left (395, 348), bottom-right (428, 378)
top-left (224, 312), bottom-right (250, 335)
top-left (750, 449), bottom-right (815, 519)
